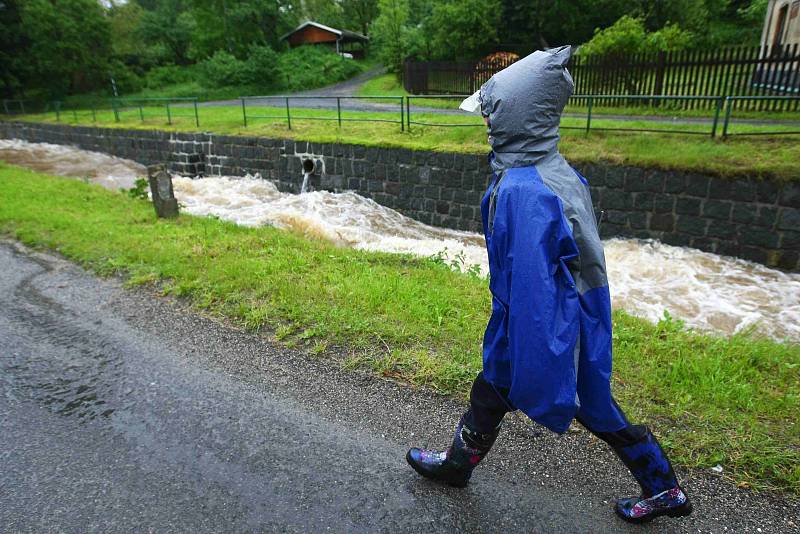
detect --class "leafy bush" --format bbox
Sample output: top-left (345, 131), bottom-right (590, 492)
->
top-left (108, 60), bottom-right (143, 94)
top-left (276, 46), bottom-right (363, 92)
top-left (578, 15), bottom-right (647, 58)
top-left (645, 23), bottom-right (695, 52)
top-left (242, 45), bottom-right (279, 87)
top-left (200, 46), bottom-right (280, 89)
top-left (579, 15), bottom-right (693, 59)
top-left (144, 65), bottom-right (196, 89)
top-left (200, 50), bottom-right (247, 87)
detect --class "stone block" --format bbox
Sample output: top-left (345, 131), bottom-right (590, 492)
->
top-left (436, 152), bottom-right (454, 168)
top-left (599, 222), bottom-right (626, 238)
top-left (425, 185), bottom-right (441, 199)
top-left (602, 190), bottom-right (633, 210)
top-left (633, 192), bottom-right (654, 211)
top-left (740, 246), bottom-right (769, 265)
top-left (147, 165), bottom-right (179, 218)
top-left (605, 171), bottom-right (624, 189)
top-left (661, 233), bottom-right (692, 247)
top-left (779, 183), bottom-right (800, 208)
top-left (777, 208), bottom-right (800, 231)
top-left (756, 181), bottom-right (779, 204)
top-left (685, 175), bottom-right (710, 197)
top-left (653, 194), bottom-right (675, 213)
top-left (649, 213), bottom-right (675, 232)
top-left (706, 221), bottom-right (737, 239)
top-left (731, 203), bottom-right (758, 224)
top-left (728, 180), bottom-right (757, 202)
top-left (605, 210), bottom-right (628, 225)
top-left (781, 231), bottom-right (800, 249)
top-left (676, 215), bottom-right (708, 236)
top-left (445, 170), bottom-right (462, 188)
top-left (703, 199), bottom-right (732, 220)
top-left (675, 197), bottom-right (702, 216)
top-left (740, 227), bottom-right (780, 248)
top-left (690, 237), bottom-right (718, 253)
top-left (628, 212), bottom-right (648, 229)
top-left (776, 250), bottom-right (800, 270)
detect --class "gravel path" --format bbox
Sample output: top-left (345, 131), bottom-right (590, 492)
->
top-left (1, 239), bottom-right (797, 533)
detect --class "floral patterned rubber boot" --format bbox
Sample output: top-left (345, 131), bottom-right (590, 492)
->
top-left (406, 417), bottom-right (499, 488)
top-left (612, 429), bottom-right (693, 523)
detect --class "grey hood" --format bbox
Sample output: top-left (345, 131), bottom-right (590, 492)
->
top-left (480, 45), bottom-right (574, 173)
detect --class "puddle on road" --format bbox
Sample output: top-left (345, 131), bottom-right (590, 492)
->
top-left (1, 259), bottom-right (121, 421)
top-left (2, 138), bottom-right (798, 342)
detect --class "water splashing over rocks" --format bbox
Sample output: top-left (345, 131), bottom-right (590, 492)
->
top-left (2, 139), bottom-right (798, 342)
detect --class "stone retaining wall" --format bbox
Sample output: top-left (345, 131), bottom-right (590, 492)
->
top-left (1, 121), bottom-right (798, 272)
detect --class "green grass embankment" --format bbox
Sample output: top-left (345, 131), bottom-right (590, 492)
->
top-left (0, 163), bottom-right (797, 493)
top-left (10, 104), bottom-right (800, 180)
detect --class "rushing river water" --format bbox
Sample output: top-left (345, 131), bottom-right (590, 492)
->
top-left (2, 138), bottom-right (798, 342)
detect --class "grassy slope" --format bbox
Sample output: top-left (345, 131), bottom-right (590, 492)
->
top-left (11, 104), bottom-right (800, 180)
top-left (0, 162), bottom-right (797, 493)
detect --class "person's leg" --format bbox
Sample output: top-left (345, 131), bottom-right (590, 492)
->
top-left (406, 372), bottom-right (510, 487)
top-left (576, 400), bottom-right (692, 524)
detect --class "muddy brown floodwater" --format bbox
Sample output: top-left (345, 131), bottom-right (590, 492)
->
top-left (2, 138), bottom-right (799, 342)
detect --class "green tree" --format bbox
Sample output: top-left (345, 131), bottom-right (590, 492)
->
top-left (578, 15), bottom-right (694, 58)
top-left (341, 0), bottom-right (377, 35)
top-left (108, 1), bottom-right (145, 60)
top-left (428, 0), bottom-right (501, 60)
top-left (0, 0), bottom-right (27, 97)
top-left (19, 0), bottom-right (113, 96)
top-left (300, 0), bottom-right (346, 29)
top-left (138, 0), bottom-right (195, 65)
top-left (187, 0), bottom-right (296, 59)
top-left (371, 0), bottom-right (410, 73)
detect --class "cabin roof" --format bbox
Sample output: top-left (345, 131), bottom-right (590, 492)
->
top-left (280, 21), bottom-right (369, 43)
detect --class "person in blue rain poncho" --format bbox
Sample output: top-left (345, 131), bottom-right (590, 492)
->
top-left (406, 46), bottom-right (693, 524)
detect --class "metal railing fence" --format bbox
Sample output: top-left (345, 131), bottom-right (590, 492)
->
top-left (3, 94), bottom-right (799, 139)
top-left (240, 95), bottom-right (405, 131)
top-left (111, 97), bottom-right (199, 127)
top-left (722, 96), bottom-right (800, 137)
top-left (52, 101), bottom-right (98, 123)
top-left (405, 94), bottom-right (800, 138)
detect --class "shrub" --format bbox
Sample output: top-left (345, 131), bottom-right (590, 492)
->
top-left (144, 64), bottom-right (196, 89)
top-left (276, 46), bottom-right (363, 92)
top-left (579, 15), bottom-right (694, 59)
top-left (200, 50), bottom-right (247, 87)
top-left (242, 45), bottom-right (279, 87)
top-left (108, 60), bottom-right (143, 94)
top-left (578, 15), bottom-right (647, 58)
top-left (646, 23), bottom-right (695, 52)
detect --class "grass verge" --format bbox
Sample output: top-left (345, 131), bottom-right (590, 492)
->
top-left (0, 162), bottom-right (797, 494)
top-left (10, 104), bottom-right (800, 180)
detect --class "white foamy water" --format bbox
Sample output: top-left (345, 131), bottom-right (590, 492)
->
top-left (2, 139), bottom-right (798, 341)
top-left (0, 138), bottom-right (146, 190)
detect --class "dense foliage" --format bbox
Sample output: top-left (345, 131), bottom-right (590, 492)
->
top-left (373, 0), bottom-right (770, 72)
top-left (0, 0), bottom-right (769, 97)
top-left (578, 15), bottom-right (695, 58)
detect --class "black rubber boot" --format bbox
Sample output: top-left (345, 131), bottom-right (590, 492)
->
top-left (406, 417), bottom-right (499, 488)
top-left (611, 427), bottom-right (693, 523)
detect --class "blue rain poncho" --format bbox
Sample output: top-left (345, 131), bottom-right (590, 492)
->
top-left (478, 46), bottom-right (628, 434)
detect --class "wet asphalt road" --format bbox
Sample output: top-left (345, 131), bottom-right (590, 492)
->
top-left (1, 239), bottom-right (798, 533)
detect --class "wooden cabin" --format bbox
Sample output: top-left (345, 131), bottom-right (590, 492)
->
top-left (281, 21), bottom-right (368, 59)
